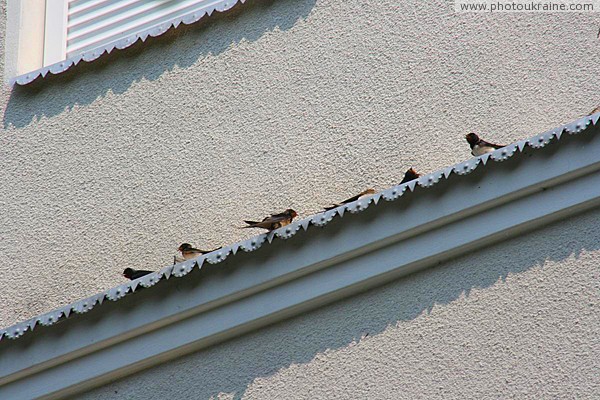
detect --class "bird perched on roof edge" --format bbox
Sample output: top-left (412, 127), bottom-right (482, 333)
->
top-left (400, 168), bottom-right (420, 184)
top-left (243, 209), bottom-right (298, 231)
top-left (324, 188), bottom-right (376, 211)
top-left (465, 133), bottom-right (505, 156)
top-left (178, 243), bottom-right (220, 260)
top-left (123, 268), bottom-right (154, 280)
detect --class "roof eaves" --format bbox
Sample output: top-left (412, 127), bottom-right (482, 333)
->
top-left (1, 113), bottom-right (600, 400)
top-left (1, 111), bottom-right (598, 342)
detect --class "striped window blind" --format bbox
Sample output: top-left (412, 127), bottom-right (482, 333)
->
top-left (67, 0), bottom-right (238, 57)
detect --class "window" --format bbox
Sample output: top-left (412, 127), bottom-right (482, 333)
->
top-left (4, 0), bottom-right (241, 85)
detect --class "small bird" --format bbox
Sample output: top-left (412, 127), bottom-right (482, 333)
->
top-left (324, 189), bottom-right (376, 211)
top-left (123, 268), bottom-right (154, 280)
top-left (243, 209), bottom-right (298, 231)
top-left (465, 133), bottom-right (505, 156)
top-left (588, 105), bottom-right (600, 115)
top-left (400, 168), bottom-right (420, 184)
top-left (178, 243), bottom-right (219, 260)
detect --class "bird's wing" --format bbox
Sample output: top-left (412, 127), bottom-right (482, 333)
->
top-left (480, 139), bottom-right (505, 149)
top-left (244, 213), bottom-right (290, 229)
top-left (243, 219), bottom-right (276, 229)
top-left (400, 174), bottom-right (415, 184)
top-left (266, 212), bottom-right (292, 223)
top-left (189, 247), bottom-right (217, 254)
top-left (131, 270), bottom-right (154, 279)
top-left (340, 193), bottom-right (362, 204)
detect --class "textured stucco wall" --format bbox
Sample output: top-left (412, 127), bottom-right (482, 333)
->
top-left (77, 207), bottom-right (600, 400)
top-left (0, 0), bottom-right (599, 327)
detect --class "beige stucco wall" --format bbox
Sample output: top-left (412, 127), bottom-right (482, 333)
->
top-left (77, 206), bottom-right (600, 399)
top-left (0, 0), bottom-right (599, 328)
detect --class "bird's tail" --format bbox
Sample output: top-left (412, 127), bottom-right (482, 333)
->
top-left (239, 220), bottom-right (259, 229)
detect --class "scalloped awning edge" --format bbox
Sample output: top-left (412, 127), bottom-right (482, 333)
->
top-left (6, 0), bottom-right (246, 86)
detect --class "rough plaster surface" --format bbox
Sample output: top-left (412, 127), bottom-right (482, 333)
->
top-left (0, 0), bottom-right (599, 328)
top-left (77, 207), bottom-right (600, 400)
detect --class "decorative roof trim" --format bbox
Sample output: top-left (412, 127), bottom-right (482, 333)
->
top-left (0, 114), bottom-right (599, 399)
top-left (7, 0), bottom-right (246, 86)
top-left (1, 112), bottom-right (598, 341)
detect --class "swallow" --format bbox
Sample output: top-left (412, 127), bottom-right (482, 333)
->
top-left (178, 243), bottom-right (219, 260)
top-left (588, 105), bottom-right (600, 115)
top-left (324, 189), bottom-right (376, 211)
top-left (465, 133), bottom-right (505, 156)
top-left (123, 268), bottom-right (154, 280)
top-left (243, 208), bottom-right (298, 231)
top-left (400, 168), bottom-right (420, 184)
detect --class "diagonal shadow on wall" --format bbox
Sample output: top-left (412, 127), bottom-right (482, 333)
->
top-left (2, 0), bottom-right (317, 129)
top-left (76, 205), bottom-right (600, 400)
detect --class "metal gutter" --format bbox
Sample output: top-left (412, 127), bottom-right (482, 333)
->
top-left (0, 114), bottom-right (599, 399)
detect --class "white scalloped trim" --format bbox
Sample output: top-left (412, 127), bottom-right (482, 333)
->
top-left (490, 143), bottom-right (518, 161)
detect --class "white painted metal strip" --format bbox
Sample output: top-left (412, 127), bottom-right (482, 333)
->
top-left (0, 151), bottom-right (600, 400)
top-left (68, 1), bottom-right (188, 41)
top-left (68, 0), bottom-right (144, 27)
top-left (0, 127), bottom-right (599, 399)
top-left (66, 0), bottom-right (231, 56)
top-left (43, 0), bottom-right (69, 67)
top-left (69, 0), bottom-right (134, 17)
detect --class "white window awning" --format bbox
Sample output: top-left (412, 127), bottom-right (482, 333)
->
top-left (4, 0), bottom-right (245, 86)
